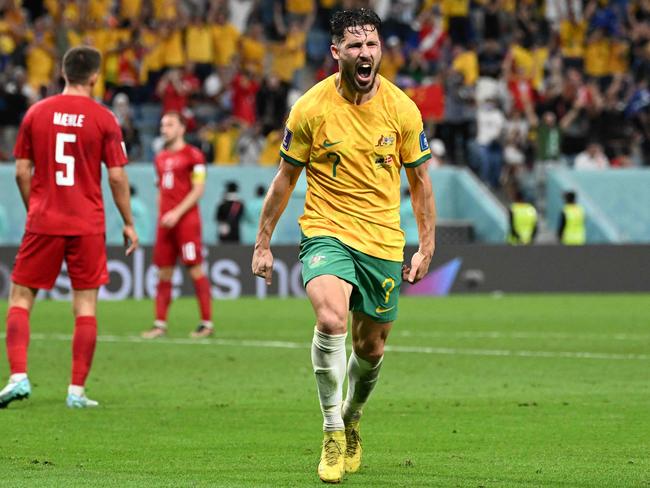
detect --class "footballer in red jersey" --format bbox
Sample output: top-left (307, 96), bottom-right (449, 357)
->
top-left (141, 112), bottom-right (213, 339)
top-left (0, 47), bottom-right (139, 409)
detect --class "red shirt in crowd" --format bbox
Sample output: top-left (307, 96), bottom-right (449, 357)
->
top-left (13, 94), bottom-right (128, 235)
top-left (231, 72), bottom-right (260, 126)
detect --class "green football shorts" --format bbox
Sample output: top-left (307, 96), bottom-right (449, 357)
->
top-left (299, 234), bottom-right (403, 323)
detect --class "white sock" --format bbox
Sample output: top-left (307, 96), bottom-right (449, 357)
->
top-left (68, 385), bottom-right (85, 397)
top-left (201, 320), bottom-right (213, 328)
top-left (311, 328), bottom-right (347, 431)
top-left (153, 320), bottom-right (167, 329)
top-left (342, 351), bottom-right (383, 423)
top-left (10, 373), bottom-right (27, 383)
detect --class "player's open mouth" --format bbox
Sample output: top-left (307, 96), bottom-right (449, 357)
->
top-left (355, 63), bottom-right (373, 85)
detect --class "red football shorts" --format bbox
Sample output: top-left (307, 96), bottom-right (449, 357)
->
top-left (153, 213), bottom-right (203, 267)
top-left (12, 232), bottom-right (109, 290)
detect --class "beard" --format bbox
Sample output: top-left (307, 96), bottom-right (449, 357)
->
top-left (341, 57), bottom-right (381, 94)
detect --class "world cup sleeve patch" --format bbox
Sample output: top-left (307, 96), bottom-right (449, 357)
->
top-left (419, 131), bottom-right (429, 152)
top-left (282, 128), bottom-right (293, 151)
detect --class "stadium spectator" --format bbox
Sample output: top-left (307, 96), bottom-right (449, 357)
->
top-left (378, 35), bottom-right (405, 82)
top-left (558, 190), bottom-right (586, 245)
top-left (155, 66), bottom-right (200, 127)
top-left (256, 73), bottom-right (290, 133)
top-left (215, 181), bottom-right (245, 243)
top-left (185, 15), bottom-right (214, 81)
top-left (142, 112), bottom-right (213, 340)
top-left (475, 97), bottom-right (505, 188)
top-left (231, 64), bottom-right (260, 127)
top-left (209, 6), bottom-right (241, 72)
top-left (574, 141), bottom-right (610, 170)
top-left (112, 93), bottom-right (142, 160)
top-left (0, 46), bottom-right (138, 409)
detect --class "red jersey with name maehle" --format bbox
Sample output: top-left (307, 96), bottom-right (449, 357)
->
top-left (155, 144), bottom-right (205, 217)
top-left (13, 94), bottom-right (128, 235)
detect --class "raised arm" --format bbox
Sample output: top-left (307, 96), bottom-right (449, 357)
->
top-left (403, 163), bottom-right (436, 283)
top-left (108, 166), bottom-right (139, 255)
top-left (252, 159), bottom-right (304, 284)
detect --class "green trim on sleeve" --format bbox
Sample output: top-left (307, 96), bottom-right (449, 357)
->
top-left (403, 152), bottom-right (432, 168)
top-left (280, 151), bottom-right (307, 167)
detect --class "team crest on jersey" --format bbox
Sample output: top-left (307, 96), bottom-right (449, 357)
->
top-left (375, 134), bottom-right (395, 147)
top-left (282, 128), bottom-right (293, 151)
top-left (309, 255), bottom-right (327, 268)
top-left (419, 131), bottom-right (429, 152)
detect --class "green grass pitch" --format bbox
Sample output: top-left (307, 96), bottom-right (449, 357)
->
top-left (0, 294), bottom-right (648, 487)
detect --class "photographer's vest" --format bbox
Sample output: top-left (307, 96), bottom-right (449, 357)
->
top-left (508, 202), bottom-right (537, 245)
top-left (561, 204), bottom-right (586, 245)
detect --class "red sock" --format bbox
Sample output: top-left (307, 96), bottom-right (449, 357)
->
top-left (6, 306), bottom-right (30, 374)
top-left (192, 276), bottom-right (212, 322)
top-left (71, 316), bottom-right (97, 386)
top-left (155, 280), bottom-right (172, 322)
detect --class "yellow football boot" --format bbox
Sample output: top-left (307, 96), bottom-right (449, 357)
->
top-left (344, 421), bottom-right (362, 473)
top-left (317, 430), bottom-right (346, 483)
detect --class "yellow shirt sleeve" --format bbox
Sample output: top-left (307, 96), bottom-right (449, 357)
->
top-left (400, 104), bottom-right (432, 168)
top-left (279, 103), bottom-right (312, 167)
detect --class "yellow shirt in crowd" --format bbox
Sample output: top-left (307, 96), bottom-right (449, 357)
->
top-left (584, 38), bottom-right (610, 77)
top-left (280, 74), bottom-right (431, 261)
top-left (441, 0), bottom-right (470, 17)
top-left (212, 23), bottom-right (240, 67)
top-left (186, 24), bottom-right (213, 64)
top-left (25, 31), bottom-right (55, 90)
top-left (240, 35), bottom-right (265, 75)
top-left (452, 50), bottom-right (478, 86)
top-left (160, 27), bottom-right (185, 68)
top-left (120, 0), bottom-right (143, 20)
top-left (560, 20), bottom-right (586, 59)
top-left (153, 0), bottom-right (177, 21)
top-left (286, 0), bottom-right (313, 15)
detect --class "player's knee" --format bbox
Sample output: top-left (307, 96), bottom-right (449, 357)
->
top-left (8, 284), bottom-right (36, 311)
top-left (158, 267), bottom-right (174, 282)
top-left (353, 337), bottom-right (385, 363)
top-left (316, 308), bottom-right (348, 335)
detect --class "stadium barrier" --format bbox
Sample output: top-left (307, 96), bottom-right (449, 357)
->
top-left (0, 244), bottom-right (647, 299)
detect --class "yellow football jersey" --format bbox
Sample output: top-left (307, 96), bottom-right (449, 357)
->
top-left (280, 74), bottom-right (431, 262)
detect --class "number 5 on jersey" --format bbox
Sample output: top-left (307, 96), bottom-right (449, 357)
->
top-left (55, 132), bottom-right (76, 186)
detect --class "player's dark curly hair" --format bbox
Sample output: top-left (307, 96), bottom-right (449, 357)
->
top-left (330, 8), bottom-right (381, 45)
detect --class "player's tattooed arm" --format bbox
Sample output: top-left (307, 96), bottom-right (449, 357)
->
top-left (15, 158), bottom-right (33, 210)
top-left (403, 163), bottom-right (436, 284)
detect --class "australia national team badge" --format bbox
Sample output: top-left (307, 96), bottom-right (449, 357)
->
top-left (282, 128), bottom-right (293, 151)
top-left (375, 134), bottom-right (395, 147)
top-left (419, 131), bottom-right (429, 152)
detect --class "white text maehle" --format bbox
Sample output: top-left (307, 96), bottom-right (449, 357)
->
top-left (53, 112), bottom-right (85, 127)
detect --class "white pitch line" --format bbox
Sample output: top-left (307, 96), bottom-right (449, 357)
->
top-left (12, 333), bottom-right (649, 361)
top-left (396, 330), bottom-right (650, 341)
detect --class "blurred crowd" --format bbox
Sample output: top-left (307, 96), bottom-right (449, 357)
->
top-left (1, 0), bottom-right (650, 200)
